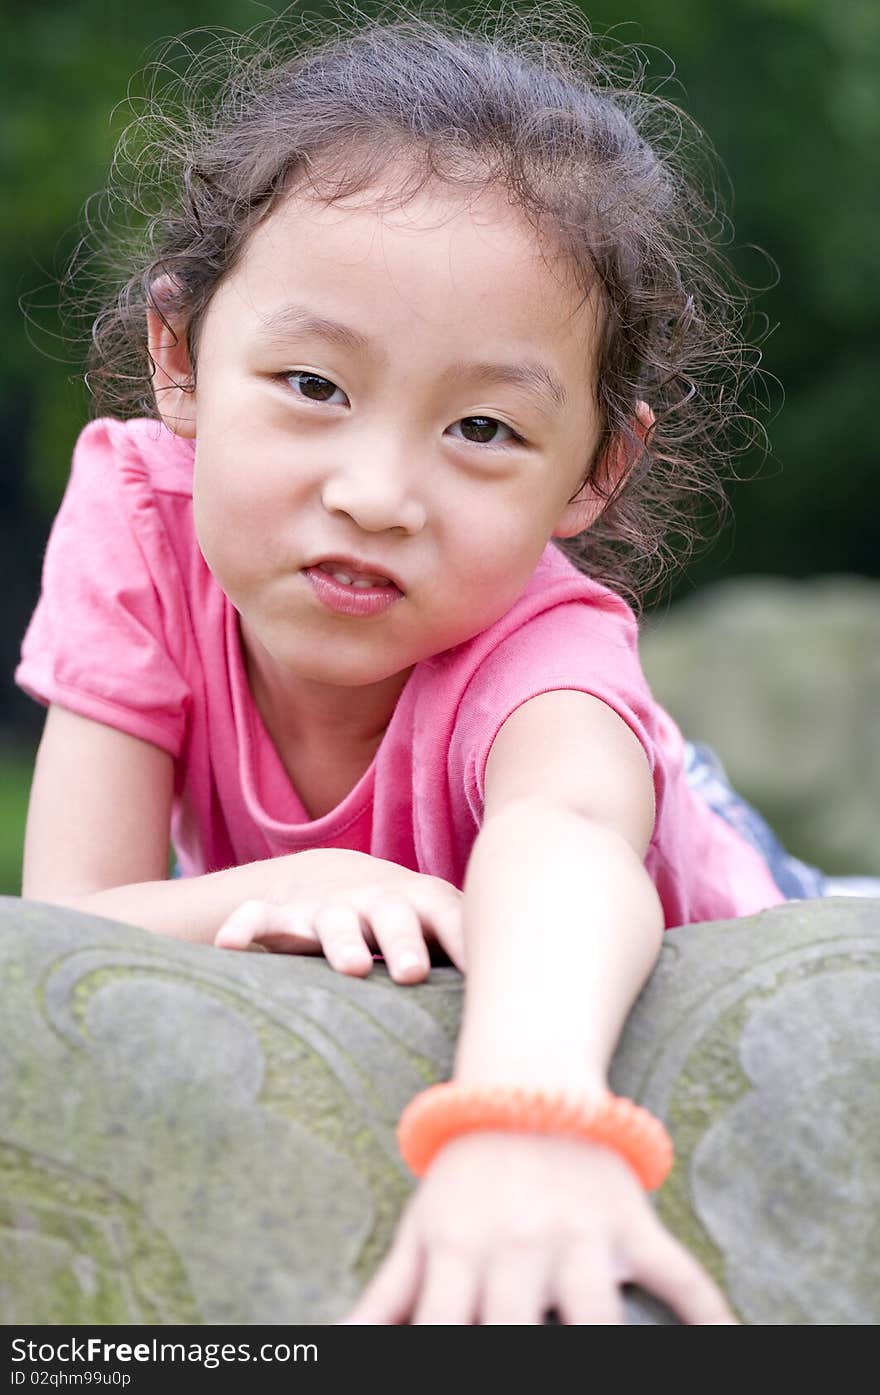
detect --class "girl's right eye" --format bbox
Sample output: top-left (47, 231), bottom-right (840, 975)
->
top-left (284, 372), bottom-right (349, 406)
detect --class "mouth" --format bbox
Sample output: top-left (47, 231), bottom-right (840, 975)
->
top-left (309, 557), bottom-right (404, 593)
top-left (303, 562), bottom-right (404, 618)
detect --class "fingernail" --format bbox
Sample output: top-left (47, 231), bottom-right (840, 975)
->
top-left (339, 950), bottom-right (371, 972)
top-left (396, 954), bottom-right (424, 978)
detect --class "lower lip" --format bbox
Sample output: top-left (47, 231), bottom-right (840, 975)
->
top-left (303, 567), bottom-right (403, 617)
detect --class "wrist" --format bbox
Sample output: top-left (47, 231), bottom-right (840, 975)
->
top-left (454, 1015), bottom-right (605, 1099)
top-left (453, 1054), bottom-right (607, 1099)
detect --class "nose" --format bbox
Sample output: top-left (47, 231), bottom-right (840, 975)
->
top-left (320, 434), bottom-right (427, 535)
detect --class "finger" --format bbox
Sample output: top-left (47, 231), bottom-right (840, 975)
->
top-left (237, 899), bottom-right (326, 954)
top-left (214, 899), bottom-right (321, 953)
top-left (214, 899), bottom-right (272, 949)
top-left (342, 1237), bottom-right (423, 1325)
top-left (312, 902), bottom-right (374, 977)
top-left (244, 927), bottom-right (323, 956)
top-left (421, 898), bottom-right (466, 973)
top-left (411, 1251), bottom-right (481, 1325)
top-left (481, 1249), bottom-right (551, 1325)
top-left (399, 881), bottom-right (464, 971)
top-left (365, 893), bottom-right (431, 984)
top-left (632, 1227), bottom-right (738, 1325)
top-left (553, 1242), bottom-right (626, 1325)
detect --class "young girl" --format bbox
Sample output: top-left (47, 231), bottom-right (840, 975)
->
top-left (17, 6), bottom-right (817, 1324)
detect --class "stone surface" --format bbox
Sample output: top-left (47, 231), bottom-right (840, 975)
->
top-left (640, 574), bottom-right (880, 875)
top-left (1, 894), bottom-right (879, 1325)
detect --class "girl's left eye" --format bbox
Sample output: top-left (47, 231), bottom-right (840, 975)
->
top-left (447, 416), bottom-right (521, 447)
top-left (284, 372), bottom-right (349, 405)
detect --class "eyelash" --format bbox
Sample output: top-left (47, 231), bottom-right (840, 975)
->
top-left (280, 371), bottom-right (526, 448)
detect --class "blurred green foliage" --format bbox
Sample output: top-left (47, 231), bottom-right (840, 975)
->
top-left (0, 743), bottom-right (35, 895)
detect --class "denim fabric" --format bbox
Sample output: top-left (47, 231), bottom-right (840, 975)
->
top-left (682, 741), bottom-right (828, 900)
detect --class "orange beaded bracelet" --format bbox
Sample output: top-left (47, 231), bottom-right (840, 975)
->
top-left (397, 1083), bottom-right (674, 1190)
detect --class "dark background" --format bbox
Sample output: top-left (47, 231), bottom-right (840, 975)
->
top-left (2, 0), bottom-right (878, 887)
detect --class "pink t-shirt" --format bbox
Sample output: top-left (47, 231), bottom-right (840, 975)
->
top-left (16, 417), bottom-right (784, 926)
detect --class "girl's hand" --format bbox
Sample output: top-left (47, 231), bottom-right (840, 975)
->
top-left (344, 1132), bottom-right (737, 1325)
top-left (213, 848), bottom-right (464, 982)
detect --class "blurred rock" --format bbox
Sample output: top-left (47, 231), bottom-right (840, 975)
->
top-left (2, 894), bottom-right (879, 1325)
top-left (641, 575), bottom-right (880, 875)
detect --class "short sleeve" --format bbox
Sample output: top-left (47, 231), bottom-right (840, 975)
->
top-left (15, 419), bottom-right (192, 757)
top-left (448, 596), bottom-right (660, 824)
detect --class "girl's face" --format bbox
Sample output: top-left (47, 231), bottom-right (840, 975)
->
top-left (159, 179), bottom-right (609, 729)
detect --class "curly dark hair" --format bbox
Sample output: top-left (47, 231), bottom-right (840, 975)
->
top-left (77, 1), bottom-right (766, 608)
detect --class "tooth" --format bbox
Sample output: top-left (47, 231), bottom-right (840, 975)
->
top-left (322, 565), bottom-right (391, 588)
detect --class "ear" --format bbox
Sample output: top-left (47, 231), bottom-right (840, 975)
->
top-left (146, 275), bottom-right (197, 439)
top-left (552, 400), bottom-right (655, 539)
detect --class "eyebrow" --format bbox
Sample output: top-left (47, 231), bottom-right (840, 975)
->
top-left (256, 302), bottom-right (568, 412)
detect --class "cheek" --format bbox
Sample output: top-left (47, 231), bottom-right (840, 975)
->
top-left (192, 455), bottom-right (263, 585)
top-left (445, 505), bottom-right (548, 595)
top-left (194, 434), bottom-right (286, 522)
top-left (192, 492), bottom-right (233, 588)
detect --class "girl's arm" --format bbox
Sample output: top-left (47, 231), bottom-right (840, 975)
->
top-left (24, 706), bottom-right (174, 899)
top-left (348, 689), bottom-right (735, 1324)
top-left (456, 689), bottom-right (662, 1094)
top-left (23, 705), bottom-right (269, 940)
top-left (455, 799), bottom-right (661, 1095)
